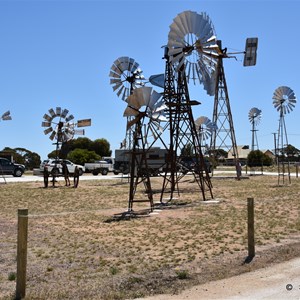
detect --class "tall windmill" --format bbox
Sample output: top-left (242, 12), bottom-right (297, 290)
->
top-left (272, 86), bottom-right (297, 184)
top-left (210, 38), bottom-right (258, 179)
top-left (124, 86), bottom-right (166, 211)
top-left (109, 57), bottom-right (145, 150)
top-left (160, 11), bottom-right (216, 202)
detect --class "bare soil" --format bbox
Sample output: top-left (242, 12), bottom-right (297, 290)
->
top-left (0, 174), bottom-right (299, 299)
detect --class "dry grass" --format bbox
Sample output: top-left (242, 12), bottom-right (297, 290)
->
top-left (0, 174), bottom-right (299, 299)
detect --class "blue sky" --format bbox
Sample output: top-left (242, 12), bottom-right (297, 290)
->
top-left (0, 0), bottom-right (299, 160)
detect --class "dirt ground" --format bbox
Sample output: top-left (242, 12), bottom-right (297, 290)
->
top-left (0, 174), bottom-right (299, 299)
top-left (138, 256), bottom-right (300, 300)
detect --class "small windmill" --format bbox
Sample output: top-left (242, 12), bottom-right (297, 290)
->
top-left (123, 86), bottom-right (166, 211)
top-left (272, 86), bottom-right (296, 184)
top-left (248, 107), bottom-right (262, 174)
top-left (195, 116), bottom-right (217, 154)
top-left (109, 57), bottom-right (146, 150)
top-left (248, 107), bottom-right (262, 152)
top-left (42, 107), bottom-right (91, 159)
top-left (1, 111), bottom-right (12, 121)
top-left (0, 111), bottom-right (12, 183)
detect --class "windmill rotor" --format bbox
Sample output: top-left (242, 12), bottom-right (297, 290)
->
top-left (124, 86), bottom-right (167, 133)
top-left (1, 110), bottom-right (12, 121)
top-left (109, 56), bottom-right (145, 101)
top-left (42, 107), bottom-right (77, 143)
top-left (272, 86), bottom-right (297, 114)
top-left (248, 107), bottom-right (262, 126)
top-left (195, 116), bottom-right (217, 141)
top-left (167, 10), bottom-right (219, 95)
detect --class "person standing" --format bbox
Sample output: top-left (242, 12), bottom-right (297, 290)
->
top-left (62, 161), bottom-right (70, 186)
top-left (43, 166), bottom-right (49, 188)
top-left (73, 166), bottom-right (79, 188)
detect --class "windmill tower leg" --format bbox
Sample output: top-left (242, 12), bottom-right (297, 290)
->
top-left (160, 52), bottom-right (180, 202)
top-left (277, 111), bottom-right (291, 185)
top-left (211, 57), bottom-right (240, 179)
top-left (128, 121), bottom-right (154, 212)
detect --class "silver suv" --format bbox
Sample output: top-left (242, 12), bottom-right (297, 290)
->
top-left (40, 159), bottom-right (85, 176)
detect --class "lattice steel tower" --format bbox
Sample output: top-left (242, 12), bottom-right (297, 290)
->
top-left (160, 11), bottom-right (216, 202)
top-left (272, 86), bottom-right (297, 185)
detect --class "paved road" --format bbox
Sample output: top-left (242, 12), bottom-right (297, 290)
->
top-left (137, 257), bottom-right (300, 300)
top-left (0, 173), bottom-right (126, 183)
top-left (1, 170), bottom-right (298, 184)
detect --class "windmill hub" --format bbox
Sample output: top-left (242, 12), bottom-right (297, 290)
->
top-left (183, 45), bottom-right (194, 56)
top-left (126, 74), bottom-right (136, 84)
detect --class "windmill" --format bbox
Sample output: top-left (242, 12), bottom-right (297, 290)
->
top-left (42, 107), bottom-right (91, 159)
top-left (248, 107), bottom-right (262, 152)
top-left (272, 86), bottom-right (296, 184)
top-left (195, 116), bottom-right (217, 154)
top-left (209, 37), bottom-right (258, 179)
top-left (109, 56), bottom-right (146, 150)
top-left (248, 107), bottom-right (262, 174)
top-left (160, 10), bottom-right (215, 203)
top-left (1, 111), bottom-right (12, 121)
top-left (0, 111), bottom-right (12, 183)
top-left (124, 86), bottom-right (166, 211)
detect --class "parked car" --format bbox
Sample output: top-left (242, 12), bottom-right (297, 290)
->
top-left (0, 157), bottom-right (25, 177)
top-left (40, 159), bottom-right (85, 176)
top-left (84, 157), bottom-right (114, 176)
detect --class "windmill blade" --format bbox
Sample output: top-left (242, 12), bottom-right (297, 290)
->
top-left (42, 121), bottom-right (51, 127)
top-left (43, 113), bottom-right (52, 122)
top-left (126, 116), bottom-right (141, 130)
top-left (56, 107), bottom-right (62, 116)
top-left (43, 127), bottom-right (53, 135)
top-left (65, 114), bottom-right (74, 122)
top-left (49, 130), bottom-right (57, 141)
top-left (61, 109), bottom-right (69, 118)
top-left (48, 108), bottom-right (56, 117)
top-left (126, 86), bottom-right (153, 110)
top-left (123, 106), bottom-right (140, 117)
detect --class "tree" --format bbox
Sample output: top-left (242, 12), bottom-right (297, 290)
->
top-left (92, 139), bottom-right (112, 157)
top-left (67, 149), bottom-right (101, 165)
top-left (73, 137), bottom-right (93, 150)
top-left (181, 143), bottom-right (194, 157)
top-left (47, 137), bottom-right (112, 160)
top-left (247, 150), bottom-right (273, 167)
top-left (1, 147), bottom-right (41, 169)
top-left (285, 144), bottom-right (300, 159)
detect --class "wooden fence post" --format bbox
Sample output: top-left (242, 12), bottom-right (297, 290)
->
top-left (16, 208), bottom-right (28, 300)
top-left (247, 198), bottom-right (255, 258)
